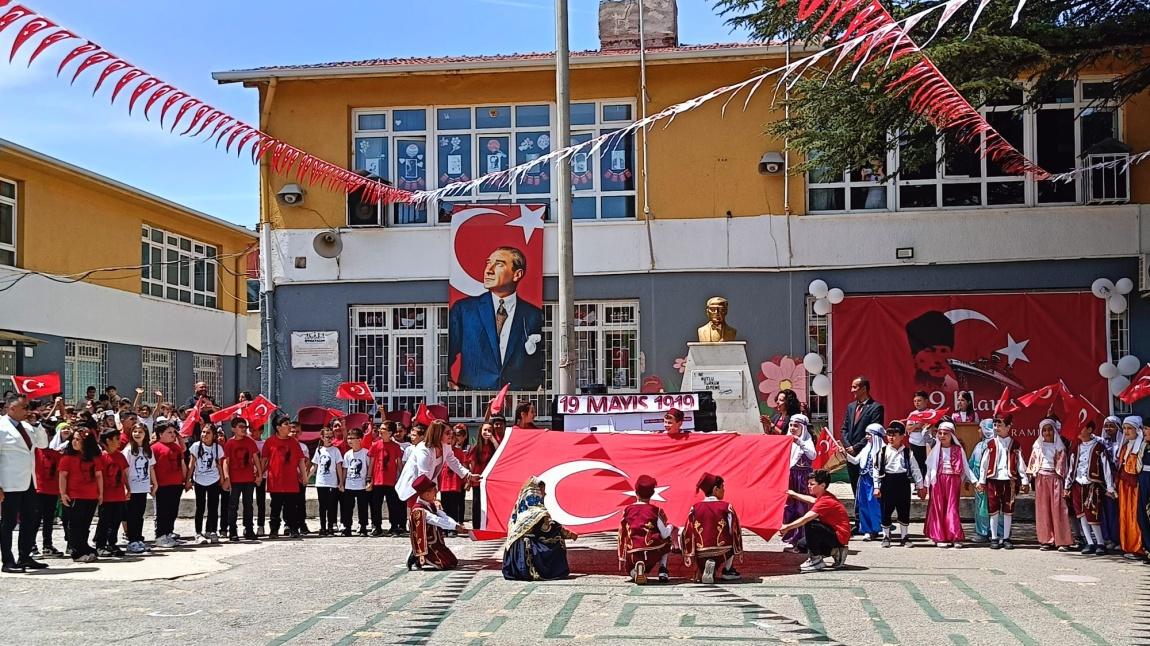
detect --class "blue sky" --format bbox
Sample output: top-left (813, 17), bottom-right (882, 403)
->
top-left (0, 1), bottom-right (749, 228)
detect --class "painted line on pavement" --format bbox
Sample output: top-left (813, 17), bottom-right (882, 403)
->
top-left (266, 568), bottom-right (408, 646)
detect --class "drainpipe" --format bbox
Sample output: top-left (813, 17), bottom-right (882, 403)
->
top-left (639, 0), bottom-right (656, 270)
top-left (260, 78), bottom-right (279, 401)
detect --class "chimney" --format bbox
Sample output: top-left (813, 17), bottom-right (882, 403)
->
top-left (599, 0), bottom-right (678, 51)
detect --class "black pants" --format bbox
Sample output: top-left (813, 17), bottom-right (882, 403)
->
top-left (36, 493), bottom-right (61, 549)
top-left (910, 445), bottom-right (928, 477)
top-left (441, 491), bottom-right (465, 526)
top-left (95, 501), bottom-right (126, 549)
top-left (194, 481), bottom-right (222, 535)
top-left (471, 488), bottom-right (483, 528)
top-left (218, 489), bottom-right (230, 534)
top-left (804, 520), bottom-right (844, 557)
top-left (845, 462), bottom-right (860, 525)
top-left (67, 498), bottom-right (98, 558)
top-left (291, 484), bottom-right (307, 530)
top-left (0, 487), bottom-right (39, 565)
top-left (317, 486), bottom-right (339, 530)
top-left (270, 492), bottom-right (298, 532)
top-left (341, 489), bottom-right (369, 530)
top-left (880, 472), bottom-right (912, 527)
top-left (125, 492), bottom-right (148, 543)
top-left (379, 486), bottom-right (405, 532)
top-left (256, 481), bottom-right (266, 527)
top-left (228, 482), bottom-right (256, 534)
top-left (154, 484), bottom-right (183, 539)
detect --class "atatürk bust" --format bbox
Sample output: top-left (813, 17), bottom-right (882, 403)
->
top-left (698, 296), bottom-right (738, 342)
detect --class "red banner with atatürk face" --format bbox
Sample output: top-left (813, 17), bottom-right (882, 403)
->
top-left (830, 292), bottom-right (1109, 442)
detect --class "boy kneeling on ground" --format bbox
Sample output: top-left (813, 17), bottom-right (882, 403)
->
top-left (779, 469), bottom-right (851, 572)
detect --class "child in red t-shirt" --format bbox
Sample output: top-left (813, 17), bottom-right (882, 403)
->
top-left (439, 425), bottom-right (470, 537)
top-left (95, 429), bottom-right (130, 557)
top-left (59, 424), bottom-right (104, 563)
top-left (261, 415), bottom-right (306, 539)
top-left (151, 421), bottom-right (188, 548)
top-left (779, 469), bottom-right (851, 572)
top-left (34, 431), bottom-right (66, 558)
top-left (224, 417), bottom-right (262, 541)
top-left (368, 421), bottom-right (406, 536)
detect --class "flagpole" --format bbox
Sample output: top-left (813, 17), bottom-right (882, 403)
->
top-left (555, 0), bottom-right (577, 397)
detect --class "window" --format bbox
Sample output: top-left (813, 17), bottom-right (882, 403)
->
top-left (246, 278), bottom-right (260, 312)
top-left (141, 348), bottom-right (175, 400)
top-left (0, 177), bottom-right (15, 266)
top-left (807, 80), bottom-right (1121, 212)
top-left (351, 100), bottom-right (637, 225)
top-left (805, 298), bottom-right (830, 426)
top-left (193, 354), bottom-right (222, 403)
top-left (141, 225), bottom-right (218, 308)
top-left (64, 339), bottom-right (106, 405)
top-left (1111, 306), bottom-right (1132, 415)
top-left (349, 300), bottom-right (640, 421)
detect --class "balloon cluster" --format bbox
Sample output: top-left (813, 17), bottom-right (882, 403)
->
top-left (1099, 355), bottom-right (1142, 397)
top-left (808, 279), bottom-right (845, 317)
top-left (802, 352), bottom-right (832, 398)
top-left (1091, 277), bottom-right (1135, 314)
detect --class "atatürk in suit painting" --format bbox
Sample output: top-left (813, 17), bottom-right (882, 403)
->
top-left (448, 246), bottom-right (544, 391)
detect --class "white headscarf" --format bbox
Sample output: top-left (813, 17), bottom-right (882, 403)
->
top-left (978, 418), bottom-right (996, 441)
top-left (787, 414), bottom-right (814, 467)
top-left (1119, 416), bottom-right (1145, 461)
top-left (925, 421), bottom-right (974, 486)
top-left (1028, 419), bottom-right (1066, 475)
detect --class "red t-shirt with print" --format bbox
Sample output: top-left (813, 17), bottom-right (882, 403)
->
top-left (60, 454), bottom-right (101, 500)
top-left (100, 451), bottom-right (130, 503)
top-left (811, 492), bottom-right (852, 546)
top-left (368, 440), bottom-right (402, 486)
top-left (225, 436), bottom-right (261, 484)
top-left (261, 435), bottom-right (304, 493)
top-left (35, 448), bottom-right (62, 495)
top-left (152, 441), bottom-right (186, 487)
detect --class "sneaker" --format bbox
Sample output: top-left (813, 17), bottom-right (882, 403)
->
top-left (257, 525), bottom-right (266, 537)
top-left (951, 542), bottom-right (962, 549)
top-left (1039, 544), bottom-right (1054, 551)
top-left (341, 529), bottom-right (352, 537)
top-left (141, 542), bottom-right (153, 552)
top-left (126, 542), bottom-right (146, 555)
top-left (300, 525), bottom-right (312, 535)
top-left (971, 534), bottom-right (990, 543)
top-left (701, 560), bottom-right (716, 584)
top-left (1083, 545), bottom-right (1098, 555)
top-left (208, 532), bottom-right (220, 544)
top-left (935, 542), bottom-right (950, 548)
top-left (1057, 546), bottom-right (1071, 553)
top-left (830, 547), bottom-right (848, 569)
top-left (799, 556), bottom-right (825, 572)
top-left (193, 535), bottom-right (210, 546)
top-left (861, 533), bottom-right (874, 542)
top-left (29, 546), bottom-right (40, 557)
top-left (1002, 540), bottom-right (1014, 550)
top-left (229, 534), bottom-right (240, 543)
top-left (41, 546), bottom-right (64, 558)
top-left (96, 547), bottom-right (116, 558)
top-left (244, 530), bottom-right (258, 541)
top-left (632, 561), bottom-right (647, 585)
top-left (371, 528), bottom-right (386, 537)
top-left (75, 552), bottom-right (98, 563)
top-left (881, 537), bottom-right (892, 548)
top-left (900, 537), bottom-right (912, 548)
top-left (268, 531), bottom-right (279, 540)
top-left (658, 566), bottom-right (669, 583)
top-left (358, 527), bottom-right (369, 537)
top-left (1093, 546), bottom-right (1108, 556)
top-left (990, 540), bottom-right (1003, 550)
top-left (111, 548), bottom-right (126, 558)
top-left (155, 535), bottom-right (178, 549)
top-left (170, 533), bottom-right (182, 540)
top-left (720, 567), bottom-right (741, 581)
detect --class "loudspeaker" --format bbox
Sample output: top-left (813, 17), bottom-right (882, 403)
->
top-left (313, 230), bottom-right (343, 259)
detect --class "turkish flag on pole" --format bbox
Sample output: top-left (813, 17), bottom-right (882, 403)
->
top-left (209, 401), bottom-right (249, 423)
top-left (11, 373), bottom-right (61, 399)
top-left (1119, 364), bottom-right (1150, 405)
top-left (335, 381), bottom-right (374, 401)
top-left (477, 429), bottom-right (791, 540)
top-left (812, 428), bottom-right (844, 470)
top-left (488, 383), bottom-right (511, 415)
top-left (242, 395), bottom-right (277, 428)
top-left (180, 400), bottom-right (203, 438)
top-left (1056, 388), bottom-right (1102, 441)
top-left (907, 408), bottom-right (949, 425)
top-left (414, 402), bottom-right (435, 427)
top-left (995, 387), bottom-right (1020, 416)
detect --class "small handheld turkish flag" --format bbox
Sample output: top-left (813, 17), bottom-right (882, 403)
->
top-left (11, 372), bottom-right (61, 399)
top-left (242, 395), bottom-right (277, 428)
top-left (907, 408), bottom-right (949, 426)
top-left (1119, 364), bottom-right (1150, 405)
top-left (180, 400), bottom-right (204, 437)
top-left (812, 428), bottom-right (844, 471)
top-left (994, 386), bottom-right (1020, 416)
top-left (488, 383), bottom-right (511, 415)
top-left (210, 400), bottom-right (249, 423)
top-left (336, 381), bottom-right (374, 401)
top-left (414, 402), bottom-right (435, 427)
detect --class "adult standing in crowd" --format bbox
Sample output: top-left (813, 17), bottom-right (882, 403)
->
top-left (0, 393), bottom-right (50, 573)
top-left (185, 382), bottom-right (218, 410)
top-left (840, 377), bottom-right (884, 495)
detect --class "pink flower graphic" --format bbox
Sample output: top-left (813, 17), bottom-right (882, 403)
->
top-left (759, 355), bottom-right (807, 404)
top-left (673, 357), bottom-right (687, 374)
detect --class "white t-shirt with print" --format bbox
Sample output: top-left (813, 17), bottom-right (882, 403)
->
top-left (312, 446), bottom-right (343, 488)
top-left (122, 446), bottom-right (156, 494)
top-left (342, 448), bottom-right (370, 491)
top-left (189, 441), bottom-right (225, 486)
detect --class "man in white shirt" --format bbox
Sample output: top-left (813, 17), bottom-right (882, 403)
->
top-left (0, 394), bottom-right (50, 572)
top-left (976, 414), bottom-right (1030, 550)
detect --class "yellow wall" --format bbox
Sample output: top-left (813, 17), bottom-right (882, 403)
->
top-left (0, 151), bottom-right (255, 314)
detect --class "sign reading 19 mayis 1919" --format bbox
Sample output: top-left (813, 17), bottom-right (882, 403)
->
top-left (556, 393), bottom-right (699, 416)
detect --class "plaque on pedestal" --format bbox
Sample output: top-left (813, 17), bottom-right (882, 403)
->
top-left (680, 342), bottom-right (760, 434)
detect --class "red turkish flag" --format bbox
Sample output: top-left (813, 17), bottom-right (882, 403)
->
top-left (209, 401), bottom-right (249, 423)
top-left (488, 383), bottom-right (511, 415)
top-left (1056, 388), bottom-right (1102, 441)
top-left (477, 429), bottom-right (791, 539)
top-left (994, 387), bottom-right (1020, 416)
top-left (907, 408), bottom-right (949, 425)
top-left (10, 373), bottom-right (61, 399)
top-left (242, 395), bottom-right (277, 428)
top-left (180, 400), bottom-right (203, 438)
top-left (1016, 383), bottom-right (1063, 411)
top-left (1119, 364), bottom-right (1150, 405)
top-left (812, 428), bottom-right (843, 470)
top-left (414, 402), bottom-right (435, 427)
top-left (335, 381), bottom-right (374, 401)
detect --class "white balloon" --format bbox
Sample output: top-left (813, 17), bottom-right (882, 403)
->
top-left (802, 353), bottom-right (825, 375)
top-left (812, 374), bottom-right (832, 397)
top-left (808, 279), bottom-right (829, 299)
top-left (1091, 278), bottom-right (1115, 299)
top-left (1117, 355), bottom-right (1142, 376)
top-left (1098, 362), bottom-right (1120, 379)
top-left (827, 287), bottom-right (845, 305)
top-left (813, 298), bottom-right (833, 316)
top-left (1110, 376), bottom-right (1131, 397)
top-left (1108, 294), bottom-right (1128, 314)
top-left (1115, 277), bottom-right (1134, 295)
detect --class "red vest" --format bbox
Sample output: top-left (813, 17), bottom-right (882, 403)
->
top-left (986, 438), bottom-right (1022, 481)
top-left (621, 503), bottom-right (668, 552)
top-left (688, 500), bottom-right (735, 549)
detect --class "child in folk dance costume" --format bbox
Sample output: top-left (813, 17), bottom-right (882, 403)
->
top-left (407, 475), bottom-right (465, 570)
top-left (1026, 419), bottom-right (1073, 551)
top-left (682, 473), bottom-right (742, 584)
top-left (781, 415), bottom-right (816, 552)
top-left (1098, 416), bottom-right (1123, 549)
top-left (977, 415), bottom-right (1030, 550)
top-left (875, 421), bottom-right (925, 548)
top-left (1128, 417), bottom-right (1150, 560)
top-left (1114, 417), bottom-right (1144, 558)
top-left (1065, 420), bottom-right (1115, 555)
top-left (618, 475), bottom-right (674, 584)
top-left (968, 419), bottom-right (996, 543)
top-left (924, 422), bottom-right (976, 548)
top-left (846, 423), bottom-right (886, 540)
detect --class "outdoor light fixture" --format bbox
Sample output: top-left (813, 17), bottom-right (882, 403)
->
top-left (896, 247), bottom-right (915, 260)
top-left (758, 152), bottom-right (785, 175)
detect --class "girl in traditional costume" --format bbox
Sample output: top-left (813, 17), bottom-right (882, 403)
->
top-left (1098, 416), bottom-right (1123, 549)
top-left (1115, 417), bottom-right (1144, 558)
top-left (502, 477), bottom-right (578, 581)
top-left (782, 414), bottom-right (816, 551)
top-left (1128, 416), bottom-right (1150, 562)
top-left (969, 419), bottom-right (996, 543)
top-left (924, 422), bottom-right (976, 548)
top-left (1026, 419), bottom-right (1073, 550)
top-left (845, 423), bottom-right (885, 540)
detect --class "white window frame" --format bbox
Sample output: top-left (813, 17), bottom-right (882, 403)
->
top-left (141, 348), bottom-right (176, 401)
top-left (349, 299), bottom-right (640, 421)
top-left (64, 339), bottom-right (107, 405)
top-left (141, 225), bottom-right (219, 309)
top-left (1110, 306), bottom-right (1132, 415)
top-left (0, 176), bottom-right (16, 266)
top-left (805, 297), bottom-right (830, 427)
top-left (806, 79), bottom-right (1123, 213)
top-left (351, 99), bottom-right (638, 226)
top-left (193, 354), bottom-right (222, 403)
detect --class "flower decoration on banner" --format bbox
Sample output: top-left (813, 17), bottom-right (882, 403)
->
top-left (808, 279), bottom-right (846, 317)
top-left (758, 355), bottom-right (808, 403)
top-left (673, 357), bottom-right (687, 374)
top-left (1090, 276), bottom-right (1134, 315)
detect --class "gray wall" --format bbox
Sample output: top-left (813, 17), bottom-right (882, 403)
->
top-left (267, 256), bottom-right (1148, 418)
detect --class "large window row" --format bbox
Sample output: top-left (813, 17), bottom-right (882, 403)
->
top-left (350, 101), bottom-right (637, 226)
top-left (141, 225), bottom-right (219, 309)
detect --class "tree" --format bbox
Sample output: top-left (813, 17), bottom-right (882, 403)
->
top-left (714, 0), bottom-right (1150, 175)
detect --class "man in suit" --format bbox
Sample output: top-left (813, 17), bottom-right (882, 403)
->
top-left (449, 246), bottom-right (544, 391)
top-left (840, 376), bottom-right (885, 519)
top-left (0, 393), bottom-right (50, 572)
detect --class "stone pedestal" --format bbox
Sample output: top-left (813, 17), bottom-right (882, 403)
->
top-left (680, 342), bottom-right (760, 434)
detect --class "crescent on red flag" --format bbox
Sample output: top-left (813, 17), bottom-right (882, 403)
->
top-left (11, 372), bottom-right (61, 398)
top-left (1119, 364), bottom-right (1150, 405)
top-left (335, 381), bottom-right (374, 401)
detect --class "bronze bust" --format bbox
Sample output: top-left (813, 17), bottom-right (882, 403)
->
top-left (698, 296), bottom-right (737, 342)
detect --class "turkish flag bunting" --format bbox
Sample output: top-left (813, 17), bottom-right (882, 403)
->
top-left (1119, 364), bottom-right (1150, 405)
top-left (209, 401), bottom-right (249, 423)
top-left (414, 402), bottom-right (435, 427)
top-left (907, 408), bottom-right (949, 425)
top-left (488, 383), bottom-right (511, 415)
top-left (10, 372), bottom-right (61, 399)
top-left (242, 395), bottom-right (277, 428)
top-left (477, 429), bottom-right (790, 540)
top-left (335, 381), bottom-right (374, 401)
top-left (812, 428), bottom-right (844, 470)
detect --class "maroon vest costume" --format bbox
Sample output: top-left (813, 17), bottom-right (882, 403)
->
top-left (409, 498), bottom-right (458, 570)
top-left (618, 503), bottom-right (672, 572)
top-left (682, 499), bottom-right (742, 578)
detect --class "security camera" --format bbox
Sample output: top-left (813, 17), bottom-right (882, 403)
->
top-left (276, 183), bottom-right (305, 206)
top-left (758, 152), bottom-right (785, 175)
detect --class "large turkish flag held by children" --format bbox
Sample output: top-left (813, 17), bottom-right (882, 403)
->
top-left (478, 429), bottom-right (791, 540)
top-left (831, 292), bottom-right (1108, 443)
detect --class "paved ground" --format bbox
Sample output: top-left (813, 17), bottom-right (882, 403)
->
top-left (0, 517), bottom-right (1145, 646)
